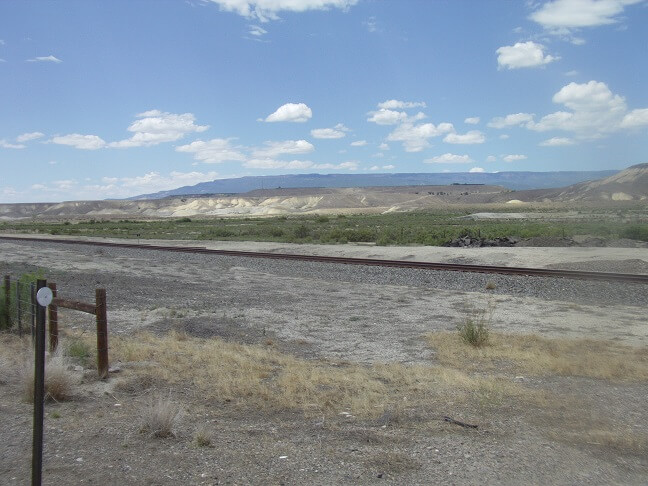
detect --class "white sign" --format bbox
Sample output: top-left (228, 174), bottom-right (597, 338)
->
top-left (36, 287), bottom-right (53, 307)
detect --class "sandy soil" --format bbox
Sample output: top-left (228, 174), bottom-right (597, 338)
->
top-left (1, 237), bottom-right (647, 485)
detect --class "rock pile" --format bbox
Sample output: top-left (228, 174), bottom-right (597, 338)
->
top-left (443, 235), bottom-right (519, 247)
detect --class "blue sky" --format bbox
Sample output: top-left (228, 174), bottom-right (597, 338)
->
top-left (1, 0), bottom-right (647, 203)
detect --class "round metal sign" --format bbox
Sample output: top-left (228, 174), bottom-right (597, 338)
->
top-left (36, 287), bottom-right (53, 307)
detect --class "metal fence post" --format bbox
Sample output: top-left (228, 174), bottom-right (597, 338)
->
top-left (30, 283), bottom-right (36, 343)
top-left (32, 279), bottom-right (47, 486)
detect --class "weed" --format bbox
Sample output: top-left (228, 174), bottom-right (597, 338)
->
top-left (194, 425), bottom-right (214, 447)
top-left (485, 281), bottom-right (496, 290)
top-left (139, 396), bottom-right (180, 438)
top-left (22, 349), bottom-right (78, 402)
top-left (457, 304), bottom-right (493, 347)
top-left (66, 338), bottom-right (92, 364)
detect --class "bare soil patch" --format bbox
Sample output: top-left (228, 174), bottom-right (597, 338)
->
top-left (1, 239), bottom-right (647, 484)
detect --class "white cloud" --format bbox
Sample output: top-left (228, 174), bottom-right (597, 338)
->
top-left (486, 155), bottom-right (497, 162)
top-left (469, 167), bottom-right (485, 173)
top-left (350, 140), bottom-right (367, 146)
top-left (16, 132), bottom-right (45, 142)
top-left (424, 153), bottom-right (474, 164)
top-left (252, 139), bottom-right (314, 157)
top-left (377, 100), bottom-right (426, 109)
top-left (464, 117), bottom-right (480, 125)
top-left (363, 16), bottom-right (379, 33)
top-left (383, 164), bottom-right (395, 170)
top-left (387, 121), bottom-right (454, 152)
top-left (528, 80), bottom-right (646, 136)
top-left (565, 70), bottom-right (579, 76)
top-left (176, 138), bottom-right (246, 163)
top-left (503, 154), bottom-right (527, 162)
top-left (110, 110), bottom-right (208, 148)
top-left (26, 55), bottom-right (62, 63)
top-left (540, 137), bottom-right (575, 146)
top-left (530, 0), bottom-right (643, 31)
top-left (378, 142), bottom-right (389, 150)
top-left (263, 102), bottom-right (312, 122)
top-left (499, 134), bottom-right (510, 139)
top-left (367, 108), bottom-right (409, 125)
top-left (248, 24), bottom-right (267, 36)
top-left (51, 134), bottom-right (106, 150)
top-left (488, 113), bottom-right (535, 128)
top-left (107, 171), bottom-right (219, 194)
top-left (496, 41), bottom-right (558, 69)
top-left (621, 108), bottom-right (648, 128)
top-left (443, 130), bottom-right (485, 144)
top-left (0, 140), bottom-right (26, 149)
top-left (244, 158), bottom-right (314, 169)
top-left (310, 123), bottom-right (349, 139)
top-left (371, 152), bottom-right (384, 158)
top-left (206, 0), bottom-right (358, 22)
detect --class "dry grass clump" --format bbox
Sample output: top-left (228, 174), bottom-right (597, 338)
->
top-left (139, 396), bottom-right (180, 438)
top-left (21, 348), bottom-right (78, 402)
top-left (193, 425), bottom-right (214, 447)
top-left (110, 331), bottom-right (530, 419)
top-left (427, 331), bottom-right (648, 381)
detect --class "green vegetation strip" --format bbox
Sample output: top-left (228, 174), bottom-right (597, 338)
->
top-left (1, 209), bottom-right (647, 245)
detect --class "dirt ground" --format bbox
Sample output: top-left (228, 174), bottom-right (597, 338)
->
top-left (1, 238), bottom-right (647, 485)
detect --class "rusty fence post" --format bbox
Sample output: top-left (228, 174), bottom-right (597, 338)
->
top-left (95, 288), bottom-right (108, 379)
top-left (47, 283), bottom-right (58, 352)
top-left (3, 275), bottom-right (10, 328)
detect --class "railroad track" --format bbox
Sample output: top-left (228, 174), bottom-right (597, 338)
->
top-left (1, 235), bottom-right (647, 284)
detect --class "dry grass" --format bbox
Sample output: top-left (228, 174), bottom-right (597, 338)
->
top-left (426, 331), bottom-right (648, 381)
top-left (20, 347), bottom-right (78, 402)
top-left (109, 331), bottom-right (532, 419)
top-left (139, 396), bottom-right (180, 438)
top-left (193, 425), bottom-right (214, 447)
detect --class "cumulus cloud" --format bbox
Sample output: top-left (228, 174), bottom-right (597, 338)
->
top-left (424, 153), bottom-right (474, 164)
top-left (367, 108), bottom-right (409, 125)
top-left (621, 108), bottom-right (648, 128)
top-left (252, 139), bottom-right (314, 158)
top-left (350, 140), bottom-right (367, 146)
top-left (540, 137), bottom-right (575, 146)
top-left (528, 80), bottom-right (648, 136)
top-left (206, 0), bottom-right (358, 22)
top-left (263, 103), bottom-right (312, 122)
top-left (496, 41), bottom-right (558, 69)
top-left (51, 134), bottom-right (106, 150)
top-left (378, 142), bottom-right (389, 150)
top-left (530, 0), bottom-right (643, 31)
top-left (469, 167), bottom-right (485, 173)
top-left (377, 100), bottom-right (426, 109)
top-left (464, 117), bottom-right (480, 124)
top-left (488, 113), bottom-right (535, 129)
top-left (110, 110), bottom-right (208, 148)
top-left (311, 123), bottom-right (349, 139)
top-left (175, 138), bottom-right (246, 163)
top-left (387, 121), bottom-right (454, 152)
top-left (503, 154), bottom-right (527, 162)
top-left (26, 55), bottom-right (62, 63)
top-left (97, 171), bottom-right (220, 197)
top-left (383, 164), bottom-right (395, 170)
top-left (443, 130), bottom-right (485, 144)
top-left (486, 155), bottom-right (497, 162)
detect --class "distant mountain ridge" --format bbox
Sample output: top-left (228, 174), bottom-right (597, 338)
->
top-left (130, 170), bottom-right (619, 200)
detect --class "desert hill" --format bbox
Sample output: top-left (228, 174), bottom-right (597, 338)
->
top-left (496, 163), bottom-right (648, 203)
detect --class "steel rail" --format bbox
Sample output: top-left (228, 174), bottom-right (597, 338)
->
top-left (1, 235), bottom-right (647, 284)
